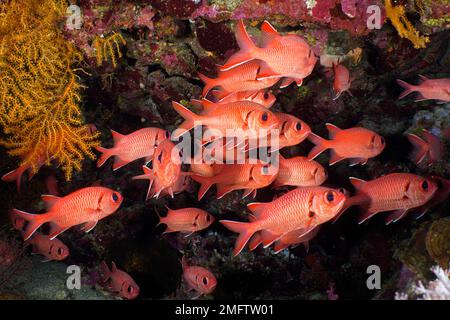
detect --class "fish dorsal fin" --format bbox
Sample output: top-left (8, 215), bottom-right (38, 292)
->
top-left (325, 123), bottom-right (341, 139)
top-left (247, 202), bottom-right (266, 219)
top-left (418, 75), bottom-right (429, 83)
top-left (260, 21), bottom-right (279, 47)
top-left (41, 195), bottom-right (61, 211)
top-left (349, 177), bottom-right (366, 190)
top-left (201, 98), bottom-right (218, 113)
top-left (111, 130), bottom-right (125, 145)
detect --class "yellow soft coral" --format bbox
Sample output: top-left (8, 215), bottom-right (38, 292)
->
top-left (0, 0), bottom-right (99, 180)
top-left (384, 0), bottom-right (430, 49)
top-left (92, 32), bottom-right (126, 68)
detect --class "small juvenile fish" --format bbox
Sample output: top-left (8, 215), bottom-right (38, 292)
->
top-left (157, 207), bottom-right (214, 234)
top-left (273, 155), bottom-right (327, 187)
top-left (96, 128), bottom-right (169, 171)
top-left (12, 186), bottom-right (123, 240)
top-left (198, 60), bottom-right (279, 97)
top-left (192, 162), bottom-right (277, 200)
top-left (25, 233), bottom-right (69, 262)
top-left (221, 20), bottom-right (317, 87)
top-left (397, 76), bottom-right (450, 102)
top-left (332, 63), bottom-right (352, 100)
top-left (307, 124), bottom-right (385, 166)
top-left (171, 100), bottom-right (279, 140)
top-left (182, 257), bottom-right (217, 298)
top-left (220, 186), bottom-right (346, 256)
top-left (100, 261), bottom-right (140, 300)
top-left (211, 89), bottom-right (276, 108)
top-left (132, 139), bottom-right (183, 199)
top-left (249, 226), bottom-right (320, 254)
top-left (406, 130), bottom-right (443, 165)
top-left (341, 173), bottom-right (437, 224)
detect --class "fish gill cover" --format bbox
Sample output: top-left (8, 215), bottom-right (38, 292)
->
top-left (0, 0), bottom-right (448, 302)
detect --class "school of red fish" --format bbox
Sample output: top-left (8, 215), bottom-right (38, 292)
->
top-left (3, 20), bottom-right (449, 300)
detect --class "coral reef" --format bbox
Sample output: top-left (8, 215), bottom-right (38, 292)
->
top-left (0, 0), bottom-right (99, 180)
top-left (92, 32), bottom-right (126, 68)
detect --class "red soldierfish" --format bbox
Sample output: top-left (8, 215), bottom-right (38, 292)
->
top-left (211, 89), bottom-right (276, 108)
top-left (25, 233), bottom-right (69, 262)
top-left (307, 124), bottom-right (385, 166)
top-left (273, 155), bottom-right (327, 187)
top-left (12, 186), bottom-right (123, 240)
top-left (157, 207), bottom-right (214, 235)
top-left (341, 173), bottom-right (438, 224)
top-left (171, 100), bottom-right (279, 140)
top-left (220, 186), bottom-right (346, 256)
top-left (396, 76), bottom-right (450, 102)
top-left (192, 162), bottom-right (277, 200)
top-left (182, 257), bottom-right (217, 297)
top-left (406, 130), bottom-right (444, 165)
top-left (96, 128), bottom-right (169, 171)
top-left (198, 60), bottom-right (279, 97)
top-left (410, 176), bottom-right (450, 219)
top-left (132, 139), bottom-right (183, 199)
top-left (220, 20), bottom-right (317, 87)
top-left (332, 63), bottom-right (352, 100)
top-left (100, 261), bottom-right (140, 300)
top-left (2, 152), bottom-right (47, 192)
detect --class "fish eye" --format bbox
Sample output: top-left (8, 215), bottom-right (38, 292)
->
top-left (112, 193), bottom-right (119, 202)
top-left (206, 215), bottom-right (211, 222)
top-left (165, 131), bottom-right (170, 139)
top-left (296, 122), bottom-right (302, 131)
top-left (264, 92), bottom-right (269, 99)
top-left (422, 180), bottom-right (428, 191)
top-left (58, 247), bottom-right (63, 255)
top-left (326, 191), bottom-right (334, 202)
top-left (158, 152), bottom-right (163, 162)
top-left (127, 285), bottom-right (134, 294)
top-left (261, 112), bottom-right (268, 122)
top-left (308, 211), bottom-right (315, 218)
top-left (202, 277), bottom-right (208, 285)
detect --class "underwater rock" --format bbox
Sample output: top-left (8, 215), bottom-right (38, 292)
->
top-left (425, 218), bottom-right (450, 269)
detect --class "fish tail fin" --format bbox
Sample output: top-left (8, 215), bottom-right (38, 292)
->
top-left (191, 175), bottom-right (213, 201)
top-left (172, 101), bottom-right (200, 139)
top-left (198, 73), bottom-right (217, 97)
top-left (406, 133), bottom-right (429, 165)
top-left (2, 165), bottom-right (27, 192)
top-left (220, 220), bottom-right (257, 256)
top-left (11, 209), bottom-right (47, 241)
top-left (307, 133), bottom-right (329, 160)
top-left (396, 79), bottom-right (416, 99)
top-left (95, 146), bottom-right (113, 168)
top-left (220, 20), bottom-right (257, 71)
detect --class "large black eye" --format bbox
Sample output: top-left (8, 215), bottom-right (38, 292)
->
top-left (422, 180), bottom-right (428, 191)
top-left (112, 193), bottom-right (119, 202)
top-left (308, 211), bottom-right (315, 218)
top-left (264, 92), bottom-right (269, 99)
top-left (157, 152), bottom-right (163, 162)
top-left (296, 122), bottom-right (302, 131)
top-left (58, 247), bottom-right (63, 255)
top-left (206, 215), bottom-right (211, 222)
top-left (128, 286), bottom-right (134, 294)
top-left (165, 131), bottom-right (170, 139)
top-left (202, 277), bottom-right (208, 285)
top-left (261, 112), bottom-right (268, 122)
top-left (326, 192), bottom-right (334, 202)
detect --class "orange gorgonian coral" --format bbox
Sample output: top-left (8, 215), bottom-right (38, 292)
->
top-left (0, 0), bottom-right (99, 181)
top-left (92, 32), bottom-right (127, 68)
top-left (384, 0), bottom-right (430, 49)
